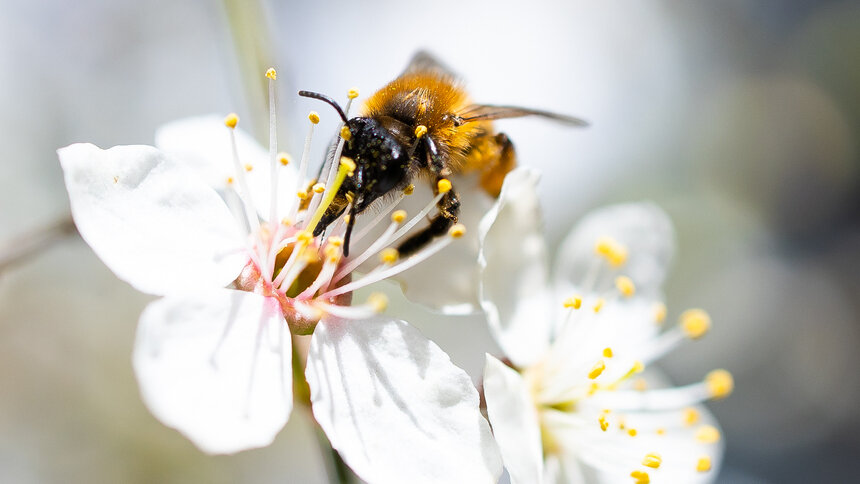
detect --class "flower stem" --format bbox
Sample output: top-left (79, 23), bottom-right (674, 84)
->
top-left (0, 215), bottom-right (77, 273)
top-left (291, 333), bottom-right (358, 484)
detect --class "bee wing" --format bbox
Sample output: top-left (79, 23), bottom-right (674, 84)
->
top-left (402, 50), bottom-right (459, 78)
top-left (456, 104), bottom-right (589, 127)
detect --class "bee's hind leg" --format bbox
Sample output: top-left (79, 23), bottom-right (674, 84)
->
top-left (397, 136), bottom-right (460, 257)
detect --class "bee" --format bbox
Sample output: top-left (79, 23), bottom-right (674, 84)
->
top-left (299, 52), bottom-right (587, 256)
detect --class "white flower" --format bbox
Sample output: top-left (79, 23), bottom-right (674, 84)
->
top-left (58, 76), bottom-right (502, 483)
top-left (478, 169), bottom-right (732, 484)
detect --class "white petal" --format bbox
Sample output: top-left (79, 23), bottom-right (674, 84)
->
top-left (306, 317), bottom-right (502, 484)
top-left (58, 143), bottom-right (247, 295)
top-left (483, 354), bottom-right (544, 484)
top-left (133, 289), bottom-right (292, 454)
top-left (155, 115), bottom-right (299, 221)
top-left (478, 167), bottom-right (553, 367)
top-left (555, 202), bottom-right (675, 297)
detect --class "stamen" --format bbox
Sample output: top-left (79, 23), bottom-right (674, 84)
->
top-left (278, 152), bottom-right (290, 166)
top-left (642, 453), bottom-right (662, 469)
top-left (224, 113), bottom-right (262, 241)
top-left (696, 456), bottom-right (712, 472)
top-left (630, 470), bottom-right (650, 484)
top-left (588, 360), bottom-right (606, 379)
top-left (347, 87), bottom-right (360, 100)
top-left (598, 414), bottom-right (609, 431)
top-left (266, 67), bottom-right (280, 228)
top-left (297, 249), bottom-right (340, 299)
top-left (379, 248), bottom-right (399, 265)
top-left (653, 302), bottom-right (667, 324)
top-left (683, 407), bottom-right (699, 426)
top-left (403, 184), bottom-right (415, 195)
top-left (603, 347), bottom-right (613, 358)
top-left (387, 192), bottom-right (445, 244)
top-left (593, 298), bottom-right (605, 313)
top-left (563, 295), bottom-right (583, 309)
top-left (288, 112), bottom-right (318, 220)
top-left (304, 157), bottom-right (354, 235)
top-left (595, 236), bottom-right (628, 267)
top-left (334, 220), bottom-right (400, 282)
top-left (695, 425), bottom-right (721, 443)
top-left (340, 125), bottom-right (352, 141)
top-left (312, 182), bottom-right (326, 193)
top-left (449, 224), bottom-right (466, 238)
top-left (705, 369), bottom-right (733, 399)
top-left (680, 309), bottom-right (711, 339)
top-left (615, 276), bottom-right (635, 297)
top-left (437, 178), bottom-right (452, 193)
top-left (627, 428), bottom-right (638, 437)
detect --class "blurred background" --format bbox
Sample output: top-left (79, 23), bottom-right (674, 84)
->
top-left (1, 0), bottom-right (858, 482)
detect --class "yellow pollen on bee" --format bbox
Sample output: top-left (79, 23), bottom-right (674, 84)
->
top-left (642, 453), bottom-right (662, 469)
top-left (593, 298), bottom-right (605, 313)
top-left (628, 428), bottom-right (638, 437)
top-left (653, 302), bottom-right (667, 324)
top-left (347, 87), bottom-right (360, 99)
top-left (680, 308), bottom-right (711, 339)
top-left (603, 347), bottom-right (614, 358)
top-left (633, 378), bottom-right (647, 391)
top-left (391, 210), bottom-right (407, 223)
top-left (696, 456), bottom-right (712, 472)
top-left (244, 163), bottom-right (253, 172)
top-left (563, 295), bottom-right (582, 309)
top-left (449, 224), bottom-right (466, 238)
top-left (588, 360), bottom-right (606, 379)
top-left (615, 276), bottom-right (636, 297)
top-left (630, 470), bottom-right (650, 484)
top-left (296, 231), bottom-right (314, 243)
top-left (656, 428), bottom-right (666, 436)
top-left (598, 414), bottom-right (609, 431)
top-left (683, 407), bottom-right (700, 426)
top-left (265, 67), bottom-right (277, 80)
top-left (414, 125), bottom-right (428, 138)
top-left (340, 125), bottom-right (352, 141)
top-left (418, 101), bottom-right (427, 115)
top-left (308, 111), bottom-right (320, 124)
top-left (403, 184), bottom-right (415, 195)
top-left (313, 183), bottom-right (326, 193)
top-left (367, 292), bottom-right (388, 312)
top-left (380, 248), bottom-right (399, 264)
top-left (297, 190), bottom-right (309, 200)
top-left (437, 178), bottom-right (452, 194)
top-left (278, 152), bottom-right (291, 165)
top-left (224, 113), bottom-right (239, 128)
top-left (705, 369), bottom-right (734, 399)
top-left (695, 425), bottom-right (721, 444)
top-left (327, 236), bottom-right (344, 247)
top-left (226, 176), bottom-right (234, 185)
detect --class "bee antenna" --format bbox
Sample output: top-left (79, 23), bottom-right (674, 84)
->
top-left (298, 90), bottom-right (350, 124)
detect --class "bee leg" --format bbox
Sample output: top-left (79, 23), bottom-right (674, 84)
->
top-left (397, 136), bottom-right (460, 256)
top-left (479, 132), bottom-right (517, 198)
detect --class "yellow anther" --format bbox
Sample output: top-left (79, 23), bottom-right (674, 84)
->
top-left (224, 113), bottom-right (239, 129)
top-left (380, 248), bottom-right (399, 264)
top-left (680, 308), bottom-right (711, 339)
top-left (696, 456), bottom-right (712, 472)
top-left (244, 163), bottom-right (253, 172)
top-left (705, 369), bottom-right (733, 399)
top-left (588, 360), bottom-right (606, 379)
top-left (414, 125), bottom-right (428, 138)
top-left (391, 210), bottom-right (407, 223)
top-left (595, 236), bottom-right (628, 267)
top-left (226, 176), bottom-right (234, 185)
top-left (633, 378), bottom-right (647, 391)
top-left (630, 470), bottom-right (650, 484)
top-left (588, 382), bottom-right (599, 395)
top-left (313, 182), bottom-right (326, 193)
top-left (367, 292), bottom-right (388, 312)
top-left (265, 67), bottom-right (277, 80)
top-left (327, 236), bottom-right (344, 247)
top-left (324, 244), bottom-right (341, 262)
top-left (598, 414), bottom-right (609, 431)
top-left (340, 157), bottom-right (357, 172)
top-left (449, 224), bottom-right (466, 238)
top-left (345, 193), bottom-right (354, 204)
top-left (615, 276), bottom-right (635, 297)
top-left (632, 361), bottom-right (644, 373)
top-left (609, 246), bottom-right (628, 267)
top-left (296, 231), bottom-right (313, 243)
top-left (297, 190), bottom-right (309, 200)
top-left (437, 178), bottom-right (452, 194)
top-left (593, 298), bottom-right (605, 313)
top-left (308, 111), bottom-right (320, 124)
top-left (628, 428), bottom-right (638, 437)
top-left (653, 302), bottom-right (667, 324)
top-left (563, 295), bottom-right (582, 309)
top-left (656, 428), bottom-right (666, 436)
top-left (340, 125), bottom-right (352, 141)
top-left (683, 407), bottom-right (700, 426)
top-left (347, 87), bottom-right (359, 99)
top-left (618, 417), bottom-right (626, 430)
top-left (403, 184), bottom-right (415, 195)
top-left (281, 217), bottom-right (293, 226)
top-left (603, 347), bottom-right (613, 358)
top-left (642, 453), bottom-right (662, 469)
top-left (278, 152), bottom-right (291, 166)
top-left (695, 425), bottom-right (721, 444)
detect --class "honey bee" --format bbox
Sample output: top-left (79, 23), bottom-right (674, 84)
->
top-left (299, 52), bottom-right (587, 256)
